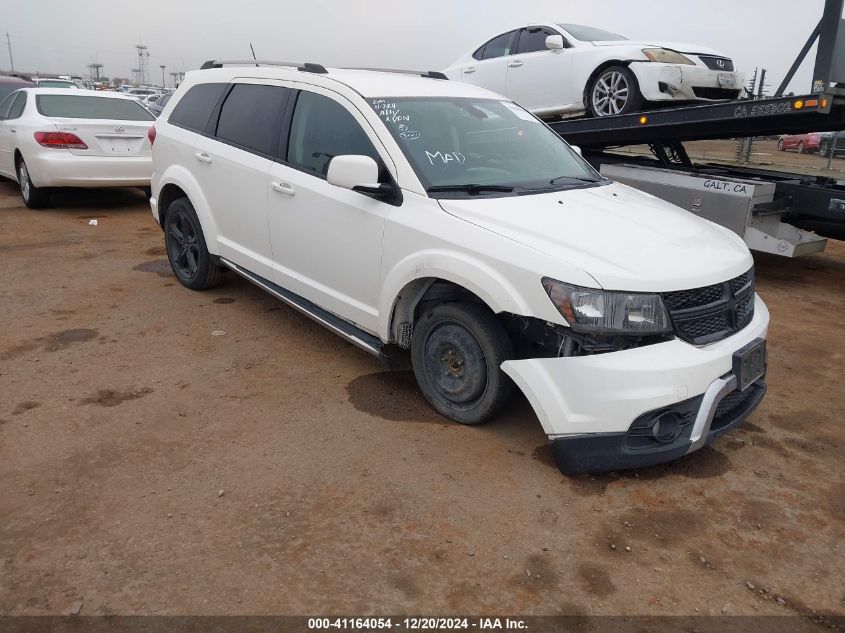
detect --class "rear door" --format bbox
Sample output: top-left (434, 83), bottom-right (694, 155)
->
top-left (506, 26), bottom-right (574, 111)
top-left (190, 79), bottom-right (293, 280)
top-left (34, 93), bottom-right (155, 157)
top-left (459, 30), bottom-right (518, 96)
top-left (0, 91), bottom-right (25, 177)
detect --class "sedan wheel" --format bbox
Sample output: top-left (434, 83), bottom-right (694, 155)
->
top-left (798, 141), bottom-right (805, 154)
top-left (16, 159), bottom-right (50, 209)
top-left (589, 66), bottom-right (642, 117)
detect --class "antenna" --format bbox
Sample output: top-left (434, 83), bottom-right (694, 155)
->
top-left (250, 43), bottom-right (258, 67)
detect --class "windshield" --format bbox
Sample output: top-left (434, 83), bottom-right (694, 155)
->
top-left (370, 97), bottom-right (603, 198)
top-left (36, 95), bottom-right (155, 121)
top-left (558, 24), bottom-right (627, 41)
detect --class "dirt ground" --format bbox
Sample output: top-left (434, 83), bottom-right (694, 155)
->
top-left (0, 175), bottom-right (843, 623)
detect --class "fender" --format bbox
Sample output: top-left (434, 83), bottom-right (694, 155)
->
top-left (157, 164), bottom-right (220, 253)
top-left (378, 249), bottom-right (533, 341)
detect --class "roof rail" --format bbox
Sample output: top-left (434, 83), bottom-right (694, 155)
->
top-left (345, 67), bottom-right (449, 80)
top-left (199, 60), bottom-right (328, 74)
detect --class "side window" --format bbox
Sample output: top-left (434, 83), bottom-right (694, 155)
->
top-left (481, 31), bottom-right (518, 60)
top-left (168, 82), bottom-right (228, 132)
top-left (7, 93), bottom-right (26, 119)
top-left (516, 27), bottom-right (556, 54)
top-left (0, 91), bottom-right (17, 119)
top-left (286, 91), bottom-right (379, 178)
top-left (215, 83), bottom-right (290, 156)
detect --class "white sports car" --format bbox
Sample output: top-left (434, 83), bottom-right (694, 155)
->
top-left (443, 23), bottom-right (745, 117)
top-left (0, 88), bottom-right (154, 208)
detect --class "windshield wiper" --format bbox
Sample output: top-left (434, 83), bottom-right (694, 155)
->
top-left (427, 184), bottom-right (515, 195)
top-left (549, 175), bottom-right (605, 185)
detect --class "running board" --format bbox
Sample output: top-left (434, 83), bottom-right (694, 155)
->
top-left (219, 258), bottom-right (384, 357)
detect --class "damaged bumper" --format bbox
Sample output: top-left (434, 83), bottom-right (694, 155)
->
top-left (630, 62), bottom-right (744, 102)
top-left (501, 295), bottom-right (769, 472)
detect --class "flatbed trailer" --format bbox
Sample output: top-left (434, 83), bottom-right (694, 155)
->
top-left (544, 0), bottom-right (845, 254)
top-left (546, 93), bottom-right (845, 253)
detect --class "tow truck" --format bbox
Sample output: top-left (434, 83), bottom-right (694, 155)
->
top-left (547, 0), bottom-right (845, 256)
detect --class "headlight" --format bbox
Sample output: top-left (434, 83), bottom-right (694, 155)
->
top-left (542, 278), bottom-right (672, 334)
top-left (642, 48), bottom-right (695, 65)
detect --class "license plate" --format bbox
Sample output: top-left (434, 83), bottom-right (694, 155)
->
top-left (733, 338), bottom-right (766, 392)
top-left (718, 72), bottom-right (737, 89)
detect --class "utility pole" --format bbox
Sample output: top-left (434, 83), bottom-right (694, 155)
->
top-left (160, 65), bottom-right (166, 89)
top-left (5, 32), bottom-right (13, 72)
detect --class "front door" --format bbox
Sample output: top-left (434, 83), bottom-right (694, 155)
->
top-left (267, 87), bottom-right (395, 333)
top-left (506, 27), bottom-right (575, 111)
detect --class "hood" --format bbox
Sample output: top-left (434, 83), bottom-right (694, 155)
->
top-left (438, 182), bottom-right (752, 292)
top-left (591, 39), bottom-right (725, 56)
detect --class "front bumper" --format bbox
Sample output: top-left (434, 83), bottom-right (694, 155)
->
top-left (630, 62), bottom-right (743, 102)
top-left (501, 295), bottom-right (769, 471)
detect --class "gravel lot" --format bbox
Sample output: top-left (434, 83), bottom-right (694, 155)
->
top-left (0, 174), bottom-right (843, 623)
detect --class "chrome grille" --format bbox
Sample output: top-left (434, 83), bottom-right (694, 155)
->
top-left (662, 268), bottom-right (755, 345)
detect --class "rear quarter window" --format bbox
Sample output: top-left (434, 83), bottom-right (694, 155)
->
top-left (36, 95), bottom-right (155, 121)
top-left (168, 83), bottom-right (228, 132)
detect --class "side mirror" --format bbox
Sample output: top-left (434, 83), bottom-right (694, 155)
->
top-left (327, 154), bottom-right (396, 200)
top-left (571, 145), bottom-right (582, 156)
top-left (546, 35), bottom-right (564, 50)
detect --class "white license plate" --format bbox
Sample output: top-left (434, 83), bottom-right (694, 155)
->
top-left (718, 73), bottom-right (737, 89)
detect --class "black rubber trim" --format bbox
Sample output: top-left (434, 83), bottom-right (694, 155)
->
top-left (549, 379), bottom-right (767, 474)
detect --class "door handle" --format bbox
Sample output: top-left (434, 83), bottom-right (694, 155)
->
top-left (271, 181), bottom-right (296, 196)
top-left (194, 151), bottom-right (212, 164)
top-left (508, 60), bottom-right (524, 68)
top-left (10, 128), bottom-right (15, 133)
top-left (464, 66), bottom-right (476, 74)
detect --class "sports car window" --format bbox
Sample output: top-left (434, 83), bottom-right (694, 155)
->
top-left (481, 31), bottom-right (518, 60)
top-left (516, 27), bottom-right (557, 54)
top-left (215, 83), bottom-right (290, 156)
top-left (169, 82), bottom-right (228, 131)
top-left (286, 91), bottom-right (379, 177)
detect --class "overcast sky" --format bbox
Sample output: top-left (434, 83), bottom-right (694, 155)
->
top-left (1, 0), bottom-right (834, 93)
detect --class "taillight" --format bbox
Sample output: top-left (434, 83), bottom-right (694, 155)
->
top-left (34, 131), bottom-right (88, 150)
top-left (147, 126), bottom-right (156, 146)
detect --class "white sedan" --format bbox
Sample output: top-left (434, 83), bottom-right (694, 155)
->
top-left (0, 88), bottom-right (154, 208)
top-left (443, 23), bottom-right (744, 117)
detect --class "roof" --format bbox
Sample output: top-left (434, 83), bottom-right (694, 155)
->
top-left (185, 65), bottom-right (502, 100)
top-left (21, 87), bottom-right (139, 100)
top-left (0, 75), bottom-right (35, 86)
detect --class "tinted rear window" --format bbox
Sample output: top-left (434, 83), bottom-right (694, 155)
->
top-left (215, 83), bottom-right (290, 155)
top-left (35, 95), bottom-right (155, 121)
top-left (169, 83), bottom-right (228, 132)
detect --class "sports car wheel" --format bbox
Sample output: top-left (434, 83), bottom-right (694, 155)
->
top-left (777, 139), bottom-right (785, 151)
top-left (588, 66), bottom-right (642, 117)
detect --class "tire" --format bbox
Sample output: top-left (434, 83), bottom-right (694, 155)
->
top-left (587, 65), bottom-right (643, 117)
top-left (163, 198), bottom-right (224, 290)
top-left (140, 186), bottom-right (152, 198)
top-left (16, 158), bottom-right (50, 209)
top-left (411, 301), bottom-right (514, 425)
top-left (820, 140), bottom-right (831, 158)
top-left (797, 141), bottom-right (805, 154)
top-left (777, 139), bottom-right (785, 151)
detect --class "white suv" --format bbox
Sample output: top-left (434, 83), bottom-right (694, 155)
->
top-left (149, 61), bottom-right (769, 473)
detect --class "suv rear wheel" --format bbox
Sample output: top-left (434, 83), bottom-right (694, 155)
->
top-left (164, 198), bottom-right (224, 290)
top-left (411, 302), bottom-right (514, 425)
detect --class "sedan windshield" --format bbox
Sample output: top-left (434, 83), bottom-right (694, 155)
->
top-left (558, 24), bottom-right (627, 41)
top-left (370, 97), bottom-right (603, 197)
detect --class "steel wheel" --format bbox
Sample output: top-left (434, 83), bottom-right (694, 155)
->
top-left (424, 322), bottom-right (488, 407)
top-left (166, 208), bottom-right (201, 281)
top-left (592, 69), bottom-right (630, 116)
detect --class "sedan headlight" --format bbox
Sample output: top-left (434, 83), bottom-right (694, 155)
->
top-left (542, 278), bottom-right (672, 334)
top-left (642, 48), bottom-right (695, 65)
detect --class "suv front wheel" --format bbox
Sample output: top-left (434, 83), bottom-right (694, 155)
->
top-left (164, 198), bottom-right (224, 290)
top-left (411, 302), bottom-right (514, 425)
